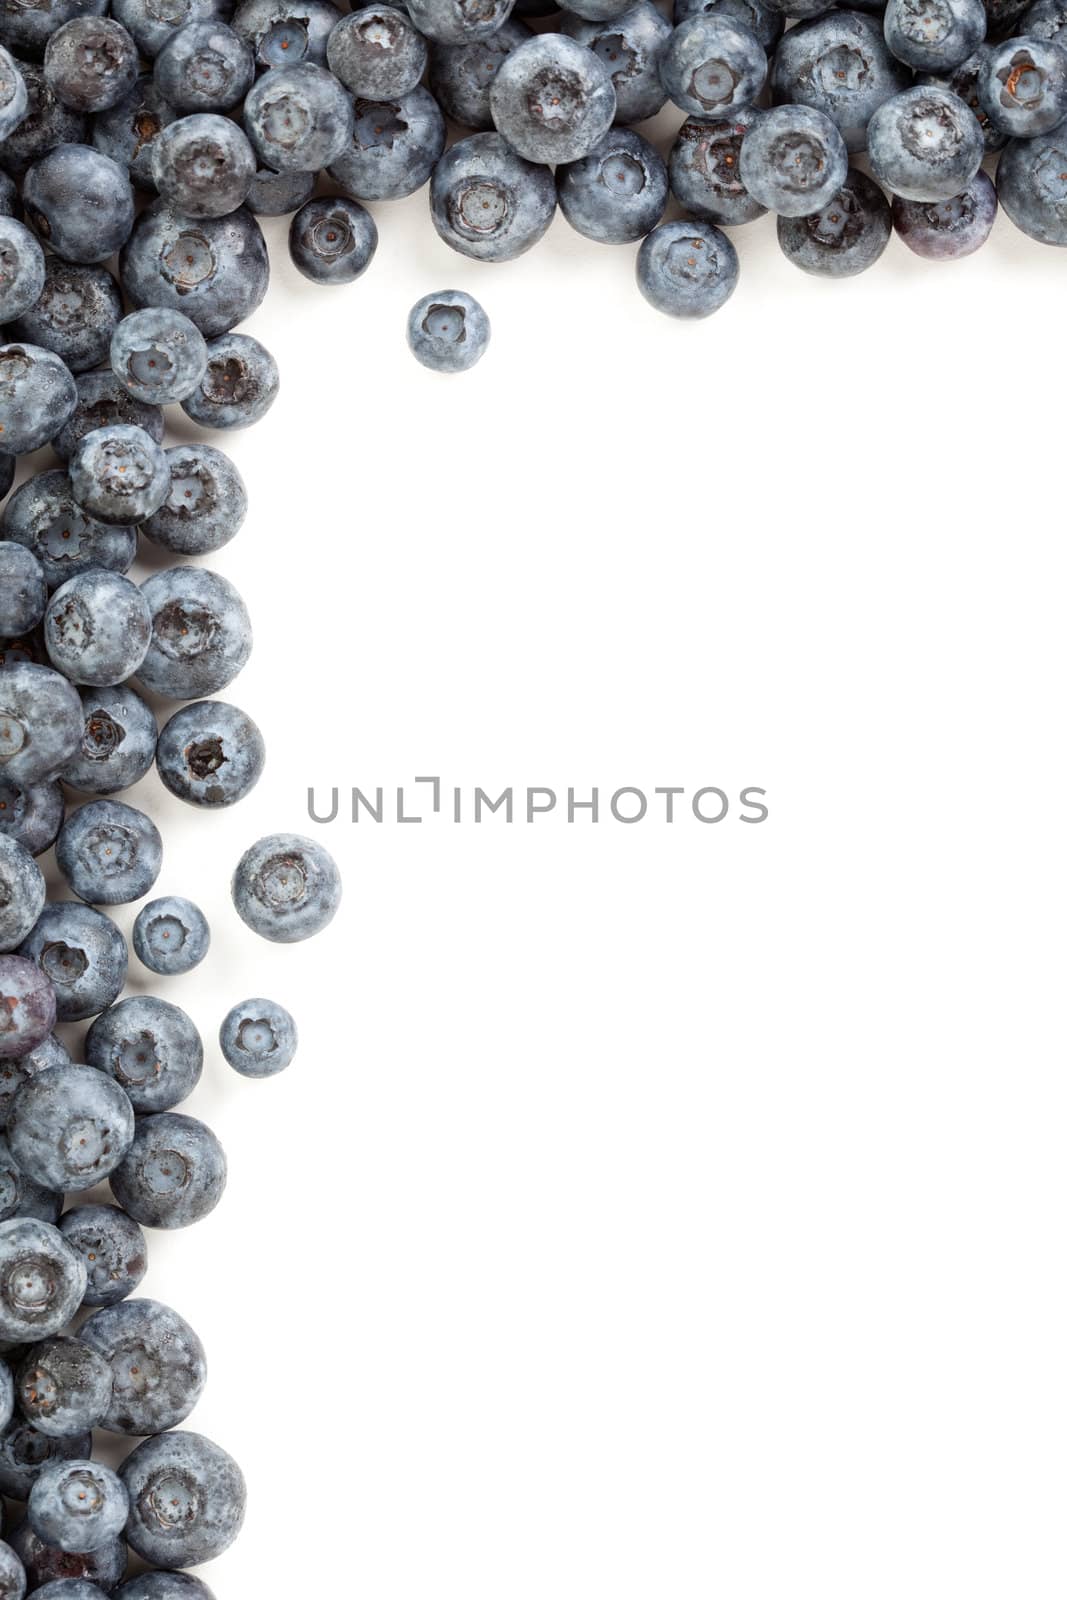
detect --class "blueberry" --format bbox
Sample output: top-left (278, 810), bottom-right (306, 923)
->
top-left (0, 778), bottom-right (63, 858)
top-left (53, 374), bottom-right (164, 466)
top-left (231, 832), bottom-right (342, 941)
top-left (561, 5), bottom-right (672, 124)
top-left (154, 22), bottom-right (255, 112)
top-left (23, 146), bottom-right (134, 266)
top-left (0, 1221), bottom-right (86, 1344)
top-left (669, 108), bottom-right (766, 223)
top-left (0, 0), bottom-right (107, 61)
top-left (429, 17), bottom-right (533, 129)
top-left (69, 426), bottom-right (170, 528)
top-left (759, 0), bottom-right (834, 19)
top-left (0, 66), bottom-right (86, 185)
top-left (777, 166), bottom-right (892, 273)
top-left (0, 1041), bottom-right (68, 1144)
top-left (0, 1132), bottom-right (62, 1224)
top-left (407, 289), bottom-right (491, 373)
top-left (141, 445), bottom-right (247, 557)
top-left (407, 0), bottom-right (514, 43)
top-left (636, 217), bottom-right (740, 316)
top-left (0, 221), bottom-right (44, 324)
top-left (28, 1460), bottom-right (128, 1553)
top-left (884, 0), bottom-right (986, 71)
top-left (892, 165), bottom-right (997, 253)
top-left (91, 76), bottom-right (178, 190)
top-left (430, 132), bottom-right (557, 262)
top-left (922, 47), bottom-right (1011, 151)
top-left (738, 102), bottom-right (848, 214)
top-left (55, 800), bottom-right (162, 906)
top-left (44, 18), bottom-right (139, 113)
top-left (110, 310), bottom-right (208, 407)
top-left (7, 1521), bottom-right (125, 1595)
top-left (0, 663), bottom-right (82, 786)
top-left (0, 1545), bottom-right (20, 1600)
top-left (0, 47), bottom-right (26, 141)
top-left (31, 1585), bottom-right (110, 1600)
top-left (867, 85), bottom-right (984, 200)
top-left (567, 0), bottom-right (636, 19)
top-left (115, 1579), bottom-right (215, 1600)
top-left (9, 1064), bottom-right (135, 1192)
top-left (79, 1298), bottom-right (206, 1434)
top-left (120, 1432), bottom-right (245, 1568)
top-left (243, 61), bottom-right (354, 172)
top-left (18, 902), bottom-right (127, 1022)
top-left (2, 471), bottom-right (137, 591)
top-left (57, 1206), bottom-right (147, 1308)
top-left (659, 15), bottom-right (767, 117)
top-left (86, 994), bottom-right (203, 1112)
top-left (771, 12), bottom-right (910, 151)
top-left (996, 123), bottom-right (1067, 241)
top-left (151, 113), bottom-right (257, 217)
top-left (290, 196), bottom-right (378, 284)
top-left (120, 202), bottom-right (270, 340)
top-left (232, 0), bottom-right (342, 67)
top-left (0, 345), bottom-right (77, 456)
top-left (1019, 0), bottom-right (1067, 40)
top-left (138, 567), bottom-right (253, 699)
top-left (15, 1338), bottom-right (113, 1438)
top-left (490, 34), bottom-right (616, 164)
top-left (155, 699), bottom-right (265, 807)
top-left (328, 87), bottom-right (446, 201)
top-left (44, 573), bottom-right (152, 688)
top-left (113, 0), bottom-right (235, 59)
top-left (674, 0), bottom-right (782, 51)
top-left (132, 897), bottom-right (210, 977)
top-left (219, 996), bottom-right (297, 1077)
top-left (328, 6), bottom-right (428, 97)
top-left (180, 331), bottom-right (279, 429)
top-left (978, 34), bottom-right (1067, 132)
top-left (245, 165), bottom-right (316, 214)
top-left (0, 837), bottom-right (45, 952)
top-left (559, 127), bottom-right (668, 243)
top-left (0, 545), bottom-right (46, 639)
top-left (110, 1113), bottom-right (227, 1229)
top-left (8, 261), bottom-right (124, 377)
top-left (0, 1419), bottom-right (93, 1500)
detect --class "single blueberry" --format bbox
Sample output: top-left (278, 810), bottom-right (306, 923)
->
top-left (2, 471), bottom-right (137, 592)
top-left (892, 165), bottom-right (998, 254)
top-left (660, 15), bottom-right (768, 118)
top-left (138, 567), bottom-right (253, 700)
top-left (7, 1520), bottom-right (125, 1595)
top-left (738, 101), bottom-right (849, 214)
top-left (0, 777), bottom-right (64, 858)
top-left (8, 261), bottom-right (124, 378)
top-left (57, 1205), bottom-right (147, 1308)
top-left (18, 901), bottom-right (128, 1022)
top-left (777, 166), bottom-right (892, 274)
top-left (0, 1544), bottom-right (19, 1600)
top-left (0, 545), bottom-right (46, 639)
top-left (28, 1459), bottom-right (129, 1554)
top-left (430, 132), bottom-right (557, 262)
top-left (79, 1298), bottom-right (206, 1434)
top-left (636, 217), bottom-right (740, 316)
top-left (407, 289), bottom-right (491, 373)
top-left (429, 17), bottom-right (534, 130)
top-left (15, 1338), bottom-right (114, 1438)
top-left (132, 897), bottom-right (211, 977)
top-left (771, 11), bottom-right (911, 151)
top-left (0, 220), bottom-right (44, 324)
top-left (155, 699), bottom-right (265, 807)
top-left (120, 1432), bottom-right (245, 1569)
top-left (52, 372), bottom-right (164, 465)
top-left (86, 994), bottom-right (203, 1112)
top-left (110, 1112), bottom-right (227, 1229)
top-left (120, 201), bottom-right (270, 340)
top-left (232, 0), bottom-right (343, 67)
top-left (0, 1221), bottom-right (86, 1344)
top-left (996, 123), bottom-right (1067, 241)
top-left (23, 145), bottom-right (134, 266)
top-left (243, 61), bottom-right (355, 173)
top-left (0, 345), bottom-right (77, 456)
top-left (110, 309), bottom-right (209, 407)
top-left (867, 84), bottom-right (984, 200)
top-left (0, 662), bottom-right (82, 786)
top-left (978, 34), bottom-right (1067, 134)
top-left (884, 0), bottom-right (987, 72)
top-left (43, 18), bottom-right (140, 114)
top-left (180, 332), bottom-right (279, 429)
top-left (44, 572), bottom-right (153, 688)
top-left (231, 832), bottom-right (342, 942)
top-left (561, 4), bottom-right (673, 124)
top-left (154, 21), bottom-right (255, 112)
top-left (8, 1063), bottom-right (135, 1192)
top-left (220, 996), bottom-right (297, 1076)
top-left (151, 112), bottom-right (257, 217)
top-left (559, 128), bottom-right (668, 244)
top-left (114, 1578), bottom-right (216, 1600)
top-left (69, 424), bottom-right (170, 527)
top-left (407, 0), bottom-right (515, 44)
top-left (0, 836), bottom-right (45, 952)
top-left (55, 799), bottom-right (163, 906)
top-left (290, 196), bottom-right (378, 284)
top-left (669, 108), bottom-right (767, 224)
top-left (141, 445), bottom-right (248, 557)
top-left (327, 5), bottom-right (428, 97)
top-left (245, 165), bottom-right (316, 214)
top-left (0, 1417), bottom-right (93, 1500)
top-left (490, 33), bottom-right (616, 165)
top-left (328, 87), bottom-right (446, 202)
top-left (63, 686), bottom-right (158, 798)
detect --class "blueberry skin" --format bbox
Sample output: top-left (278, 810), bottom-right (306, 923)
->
top-left (114, 1579), bottom-right (215, 1600)
top-left (44, 18), bottom-right (140, 113)
top-left (57, 1206), bottom-right (147, 1309)
top-left (120, 1432), bottom-right (245, 1569)
top-left (978, 34), bottom-right (1067, 132)
top-left (566, 0), bottom-right (636, 19)
top-left (0, 1032), bottom-right (69, 1133)
top-left (70, 427), bottom-right (170, 529)
top-left (154, 21), bottom-right (254, 112)
top-left (0, 65), bottom-right (87, 184)
top-left (23, 146), bottom-right (133, 266)
top-left (180, 332), bottom-right (279, 430)
top-left (777, 165), bottom-right (891, 272)
top-left (490, 34), bottom-right (616, 164)
top-left (85, 995), bottom-right (203, 1113)
top-left (289, 197), bottom-right (378, 284)
top-left (408, 0), bottom-right (514, 42)
top-left (110, 1113), bottom-right (227, 1230)
top-left (429, 17), bottom-right (533, 129)
top-left (561, 5), bottom-right (672, 124)
top-left (883, 0), bottom-right (986, 70)
top-left (669, 108), bottom-right (766, 223)
top-left (155, 700), bottom-right (265, 807)
top-left (759, 0), bottom-right (834, 19)
top-left (9, 262), bottom-right (123, 378)
top-left (1019, 0), bottom-right (1067, 40)
top-left (245, 165), bottom-right (316, 214)
top-left (0, 778), bottom-right (63, 858)
top-left (0, 221), bottom-right (44, 324)
top-left (771, 11), bottom-right (910, 152)
top-left (0, 663), bottom-right (82, 786)
top-left (54, 800), bottom-right (162, 906)
top-left (243, 62), bottom-right (354, 173)
top-left (0, 1419), bottom-right (93, 1500)
top-left (79, 1299), bottom-right (206, 1434)
top-left (328, 87), bottom-right (446, 202)
top-left (232, 0), bottom-right (342, 67)
top-left (18, 902), bottom-right (127, 1022)
top-left (0, 1545), bottom-right (20, 1600)
top-left (28, 1460), bottom-right (129, 1553)
top-left (867, 85), bottom-right (984, 199)
top-left (16, 1338), bottom-right (113, 1438)
top-left (0, 47), bottom-right (27, 141)
top-left (132, 897), bottom-right (210, 977)
top-left (738, 102), bottom-right (849, 214)
top-left (113, 0), bottom-right (235, 59)
top-left (151, 113), bottom-right (257, 217)
top-left (2, 472), bottom-right (137, 593)
top-left (120, 202), bottom-right (270, 341)
top-left (922, 47), bottom-right (1011, 150)
top-left (674, 0), bottom-right (783, 50)
top-left (0, 545), bottom-right (45, 639)
top-left (0, 1221), bottom-right (86, 1344)
top-left (0, 1132), bottom-right (62, 1225)
top-left (44, 573), bottom-right (152, 689)
top-left (0, 1360), bottom-right (10, 1430)
top-left (219, 996), bottom-right (297, 1077)
top-left (327, 6), bottom-right (428, 97)
top-left (996, 123), bottom-right (1067, 241)
top-left (138, 567), bottom-right (252, 700)
top-left (52, 374), bottom-right (164, 466)
top-left (0, 838), bottom-right (45, 952)
top-left (32, 1585), bottom-right (110, 1600)
top-left (659, 15), bottom-right (767, 117)
top-left (407, 289), bottom-right (491, 373)
top-left (232, 832), bottom-right (342, 942)
top-left (0, 0), bottom-right (107, 61)
top-left (636, 217), bottom-right (739, 316)
top-left (892, 164), bottom-right (997, 253)
top-left (92, 77), bottom-right (178, 191)
top-left (430, 133), bottom-right (557, 262)
top-left (0, 346), bottom-right (77, 457)
top-left (9, 1064), bottom-right (135, 1193)
top-left (110, 311), bottom-right (208, 408)
top-left (7, 1522), bottom-right (125, 1595)
top-left (141, 446), bottom-right (247, 557)
top-left (559, 128), bottom-right (668, 242)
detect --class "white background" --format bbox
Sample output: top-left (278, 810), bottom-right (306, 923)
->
top-left (40, 118), bottom-right (1067, 1598)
